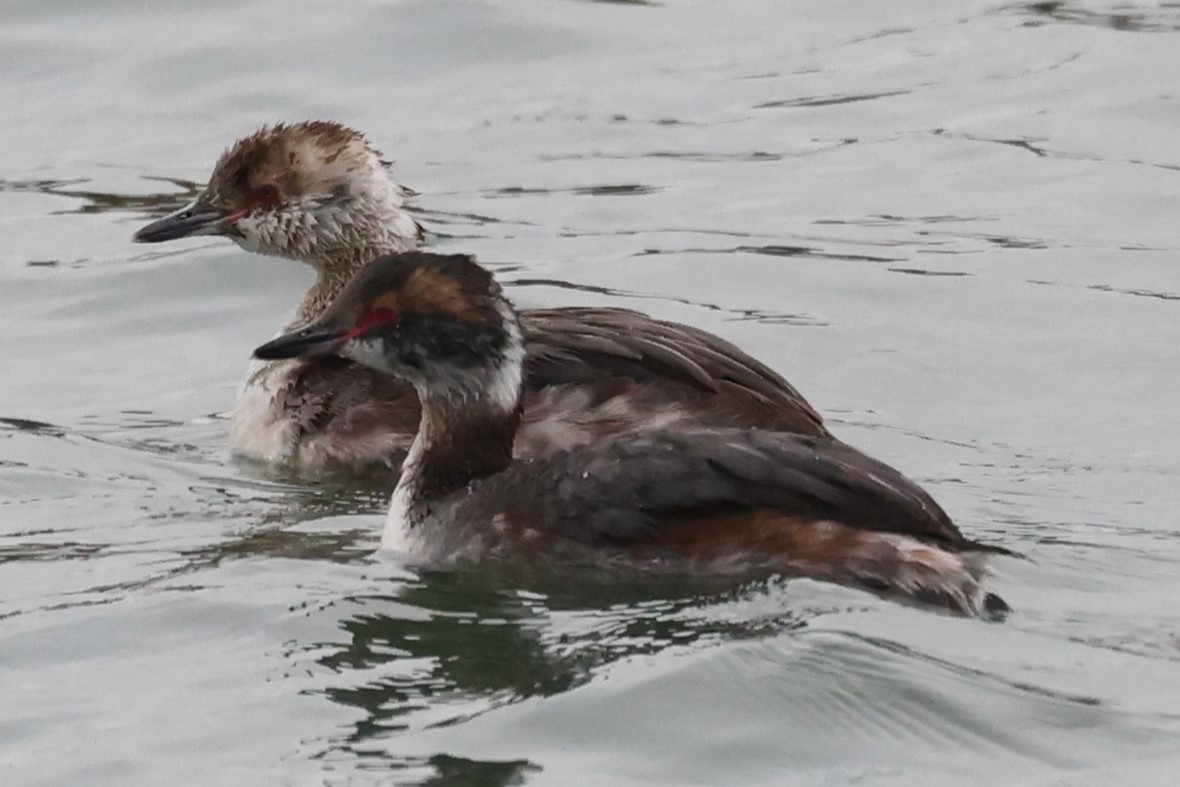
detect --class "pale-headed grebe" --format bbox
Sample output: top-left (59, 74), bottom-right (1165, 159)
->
top-left (134, 122), bottom-right (826, 475)
top-left (254, 252), bottom-right (1009, 617)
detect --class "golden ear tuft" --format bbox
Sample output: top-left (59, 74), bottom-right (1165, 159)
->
top-left (370, 291), bottom-right (403, 316)
top-left (401, 267), bottom-right (485, 323)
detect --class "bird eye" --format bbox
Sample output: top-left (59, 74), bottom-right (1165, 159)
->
top-left (249, 185), bottom-right (280, 207)
top-left (353, 307), bottom-right (398, 335)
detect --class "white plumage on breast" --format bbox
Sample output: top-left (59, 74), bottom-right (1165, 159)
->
top-left (229, 358), bottom-right (303, 465)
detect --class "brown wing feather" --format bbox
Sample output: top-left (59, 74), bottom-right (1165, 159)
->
top-left (519, 307), bottom-right (827, 436)
top-left (474, 430), bottom-right (980, 549)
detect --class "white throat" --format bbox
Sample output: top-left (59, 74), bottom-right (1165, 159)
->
top-left (379, 307), bottom-right (524, 554)
top-left (381, 429), bottom-right (429, 552)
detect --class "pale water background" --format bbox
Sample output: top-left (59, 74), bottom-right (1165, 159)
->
top-left (2, 1), bottom-right (1180, 784)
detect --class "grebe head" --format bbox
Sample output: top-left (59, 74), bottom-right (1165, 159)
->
top-left (254, 252), bottom-right (524, 409)
top-left (133, 121), bottom-right (423, 268)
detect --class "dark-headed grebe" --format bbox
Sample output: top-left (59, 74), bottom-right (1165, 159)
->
top-left (254, 252), bottom-right (1009, 617)
top-left (134, 122), bottom-right (826, 475)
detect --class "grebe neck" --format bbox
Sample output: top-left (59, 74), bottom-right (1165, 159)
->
top-left (394, 309), bottom-right (526, 510)
top-left (405, 393), bottom-right (520, 501)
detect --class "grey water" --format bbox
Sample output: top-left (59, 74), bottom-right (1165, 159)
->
top-left (3, 1), bottom-right (1180, 784)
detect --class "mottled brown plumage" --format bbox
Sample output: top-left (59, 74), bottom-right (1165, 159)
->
top-left (134, 122), bottom-right (826, 475)
top-left (254, 253), bottom-right (1010, 617)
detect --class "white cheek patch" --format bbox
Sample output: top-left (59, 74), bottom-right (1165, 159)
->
top-left (343, 336), bottom-right (396, 375)
top-left (231, 216), bottom-right (264, 253)
top-left (234, 205), bottom-right (316, 259)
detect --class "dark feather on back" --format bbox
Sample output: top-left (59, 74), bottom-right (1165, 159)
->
top-left (466, 430), bottom-right (998, 552)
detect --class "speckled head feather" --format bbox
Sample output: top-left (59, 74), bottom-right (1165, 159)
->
top-left (206, 122), bottom-right (380, 207)
top-left (191, 121), bottom-right (423, 267)
top-left (209, 122), bottom-right (423, 264)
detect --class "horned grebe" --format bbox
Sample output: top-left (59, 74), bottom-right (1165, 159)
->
top-left (134, 121), bottom-right (826, 475)
top-left (254, 252), bottom-right (1009, 617)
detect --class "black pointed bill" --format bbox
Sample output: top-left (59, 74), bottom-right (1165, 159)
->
top-left (133, 200), bottom-right (238, 243)
top-left (253, 328), bottom-right (349, 361)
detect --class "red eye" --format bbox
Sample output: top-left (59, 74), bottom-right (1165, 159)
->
top-left (249, 185), bottom-right (280, 207)
top-left (346, 307), bottom-right (398, 339)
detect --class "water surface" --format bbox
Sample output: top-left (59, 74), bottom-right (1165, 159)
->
top-left (3, 1), bottom-right (1180, 784)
